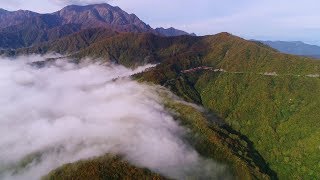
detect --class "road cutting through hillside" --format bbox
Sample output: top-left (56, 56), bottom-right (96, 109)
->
top-left (181, 66), bottom-right (320, 78)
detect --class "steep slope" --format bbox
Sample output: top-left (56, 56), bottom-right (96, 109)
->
top-left (0, 15), bottom-right (81, 49)
top-left (135, 33), bottom-right (320, 179)
top-left (0, 9), bottom-right (38, 28)
top-left (5, 32), bottom-right (277, 179)
top-left (73, 33), bottom-right (203, 67)
top-left (0, 4), bottom-right (197, 49)
top-left (55, 4), bottom-right (154, 32)
top-left (2, 31), bottom-right (319, 179)
top-left (0, 3), bottom-right (155, 49)
top-left (8, 32), bottom-right (202, 65)
top-left (41, 88), bottom-right (275, 180)
top-left (258, 40), bottom-right (320, 58)
top-left (13, 27), bottom-right (119, 55)
top-left (163, 96), bottom-right (276, 179)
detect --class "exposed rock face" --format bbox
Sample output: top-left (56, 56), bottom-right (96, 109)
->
top-left (0, 3), bottom-right (195, 49)
top-left (0, 9), bottom-right (38, 28)
top-left (0, 4), bottom-right (155, 49)
top-left (55, 4), bottom-right (153, 32)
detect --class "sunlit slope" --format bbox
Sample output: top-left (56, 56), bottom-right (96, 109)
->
top-left (43, 94), bottom-right (276, 180)
top-left (3, 31), bottom-right (320, 179)
top-left (137, 33), bottom-right (320, 179)
top-left (192, 72), bottom-right (320, 179)
top-left (163, 96), bottom-right (276, 179)
top-left (42, 154), bottom-right (166, 180)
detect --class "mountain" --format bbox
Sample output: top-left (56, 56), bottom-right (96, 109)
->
top-left (9, 31), bottom-right (320, 178)
top-left (258, 40), bottom-right (320, 58)
top-left (135, 33), bottom-right (320, 179)
top-left (6, 27), bottom-right (119, 55)
top-left (14, 31), bottom-right (320, 179)
top-left (0, 4), bottom-right (193, 49)
top-left (0, 15), bottom-right (82, 49)
top-left (0, 9), bottom-right (38, 28)
top-left (1, 32), bottom-right (280, 179)
top-left (155, 27), bottom-right (196, 37)
top-left (18, 30), bottom-right (320, 179)
top-left (55, 4), bottom-right (153, 32)
top-left (0, 3), bottom-right (154, 49)
top-left (1, 4), bottom-right (320, 180)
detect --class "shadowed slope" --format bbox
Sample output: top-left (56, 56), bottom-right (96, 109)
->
top-left (0, 3), bottom-right (155, 49)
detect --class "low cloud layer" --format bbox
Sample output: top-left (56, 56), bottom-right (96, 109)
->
top-left (0, 56), bottom-right (230, 180)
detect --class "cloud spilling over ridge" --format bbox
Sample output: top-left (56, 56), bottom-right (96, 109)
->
top-left (0, 56), bottom-right (230, 180)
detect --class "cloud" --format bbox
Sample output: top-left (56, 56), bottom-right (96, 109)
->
top-left (0, 56), bottom-right (230, 180)
top-left (0, 0), bottom-right (22, 10)
top-left (0, 0), bottom-right (20, 6)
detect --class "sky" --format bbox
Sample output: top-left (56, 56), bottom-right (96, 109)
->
top-left (1, 0), bottom-right (320, 45)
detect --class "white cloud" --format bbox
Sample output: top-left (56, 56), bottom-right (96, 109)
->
top-left (0, 56), bottom-right (230, 180)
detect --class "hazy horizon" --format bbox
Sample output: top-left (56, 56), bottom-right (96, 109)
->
top-left (1, 0), bottom-right (320, 45)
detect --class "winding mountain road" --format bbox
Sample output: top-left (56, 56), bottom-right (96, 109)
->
top-left (181, 66), bottom-right (320, 78)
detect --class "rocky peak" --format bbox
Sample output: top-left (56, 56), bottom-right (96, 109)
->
top-left (0, 8), bottom-right (8, 13)
top-left (55, 3), bottom-right (152, 31)
top-left (0, 9), bottom-right (38, 29)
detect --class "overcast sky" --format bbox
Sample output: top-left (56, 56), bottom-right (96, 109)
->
top-left (1, 0), bottom-right (320, 44)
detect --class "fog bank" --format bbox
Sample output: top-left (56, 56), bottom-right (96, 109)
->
top-left (0, 56), bottom-right (230, 180)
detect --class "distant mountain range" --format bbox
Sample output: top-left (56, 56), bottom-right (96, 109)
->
top-left (0, 3), bottom-right (194, 49)
top-left (155, 27), bottom-right (196, 37)
top-left (257, 40), bottom-right (320, 58)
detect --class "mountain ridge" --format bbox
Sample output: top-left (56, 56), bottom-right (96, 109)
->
top-left (15, 30), bottom-right (319, 178)
top-left (54, 3), bottom-right (154, 32)
top-left (0, 3), bottom-right (194, 49)
top-left (155, 27), bottom-right (196, 37)
top-left (1, 3), bottom-right (320, 180)
top-left (1, 25), bottom-right (320, 179)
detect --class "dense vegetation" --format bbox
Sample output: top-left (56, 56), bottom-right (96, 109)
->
top-left (41, 93), bottom-right (276, 180)
top-left (2, 29), bottom-right (319, 179)
top-left (42, 154), bottom-right (166, 180)
top-left (162, 93), bottom-right (276, 179)
top-left (136, 33), bottom-right (320, 179)
top-left (194, 72), bottom-right (320, 179)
